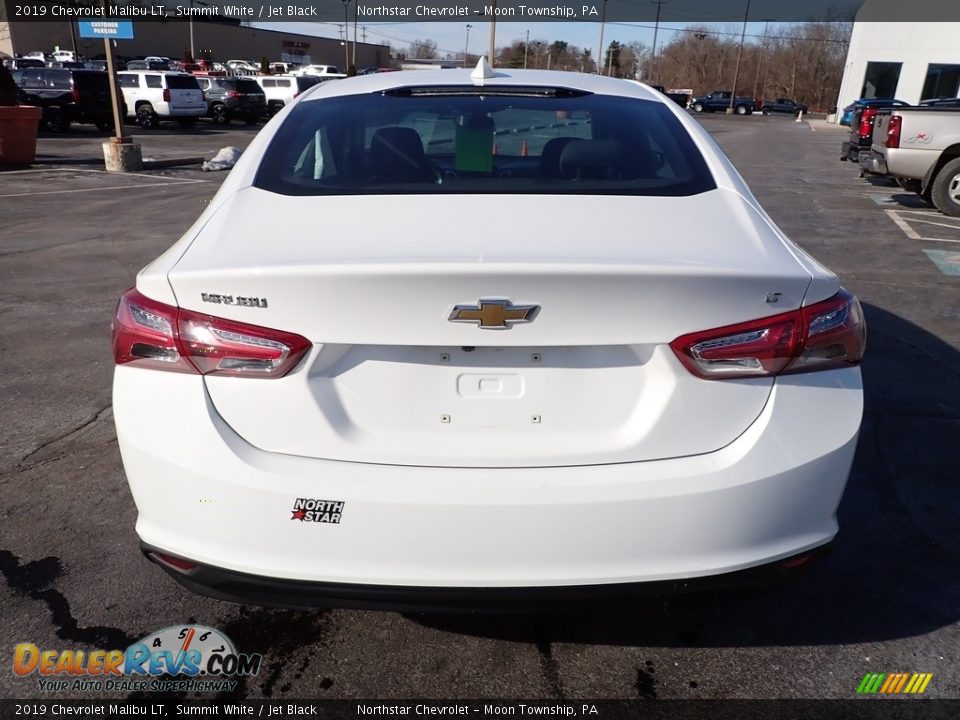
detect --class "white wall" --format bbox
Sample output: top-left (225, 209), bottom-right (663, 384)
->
top-left (835, 21), bottom-right (960, 119)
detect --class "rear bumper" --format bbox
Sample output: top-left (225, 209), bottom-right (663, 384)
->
top-left (114, 366), bottom-right (862, 597)
top-left (858, 149), bottom-right (888, 176)
top-left (143, 542), bottom-right (834, 612)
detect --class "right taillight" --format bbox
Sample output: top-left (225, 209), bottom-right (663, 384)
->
top-left (162, 88), bottom-right (171, 102)
top-left (858, 107), bottom-right (877, 139)
top-left (670, 289), bottom-right (866, 380)
top-left (886, 115), bottom-right (902, 148)
top-left (112, 288), bottom-right (311, 378)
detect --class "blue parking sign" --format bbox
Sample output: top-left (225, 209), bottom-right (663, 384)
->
top-left (78, 21), bottom-right (135, 40)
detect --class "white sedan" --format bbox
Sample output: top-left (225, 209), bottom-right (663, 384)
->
top-left (112, 60), bottom-right (865, 609)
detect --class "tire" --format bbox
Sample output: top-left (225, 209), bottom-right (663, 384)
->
top-left (930, 156), bottom-right (960, 217)
top-left (761, 108), bottom-right (770, 116)
top-left (136, 104), bottom-right (158, 129)
top-left (177, 118), bottom-right (198, 128)
top-left (211, 104), bottom-right (231, 125)
top-left (47, 108), bottom-right (71, 132)
top-left (267, 102), bottom-right (283, 117)
top-left (95, 120), bottom-right (112, 132)
top-left (693, 103), bottom-right (704, 113)
top-left (736, 104), bottom-right (749, 115)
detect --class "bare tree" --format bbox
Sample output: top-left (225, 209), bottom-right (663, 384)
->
top-left (408, 39), bottom-right (439, 60)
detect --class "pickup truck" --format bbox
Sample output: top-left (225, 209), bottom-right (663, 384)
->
top-left (690, 90), bottom-right (756, 115)
top-left (760, 98), bottom-right (808, 116)
top-left (859, 106), bottom-right (960, 216)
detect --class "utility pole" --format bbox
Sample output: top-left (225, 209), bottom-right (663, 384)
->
top-left (727, 0), bottom-right (751, 114)
top-left (596, 0), bottom-right (607, 74)
top-left (753, 20), bottom-right (768, 101)
top-left (362, 26), bottom-right (367, 43)
top-left (463, 24), bottom-right (472, 67)
top-left (524, 29), bottom-right (529, 69)
top-left (649, 0), bottom-right (669, 82)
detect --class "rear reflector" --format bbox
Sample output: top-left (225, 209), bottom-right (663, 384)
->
top-left (112, 288), bottom-right (311, 378)
top-left (670, 289), bottom-right (866, 380)
top-left (149, 552), bottom-right (197, 573)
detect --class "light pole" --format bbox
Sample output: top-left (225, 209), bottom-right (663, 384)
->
top-left (341, 0), bottom-right (351, 72)
top-left (463, 24), bottom-right (472, 67)
top-left (352, 1), bottom-right (359, 72)
top-left (524, 30), bottom-right (530, 69)
top-left (596, 0), bottom-right (607, 74)
top-left (488, 1), bottom-right (497, 66)
top-left (727, 0), bottom-right (751, 114)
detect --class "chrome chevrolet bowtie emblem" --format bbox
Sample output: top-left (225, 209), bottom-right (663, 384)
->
top-left (449, 299), bottom-right (540, 329)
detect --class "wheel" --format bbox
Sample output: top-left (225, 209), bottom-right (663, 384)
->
top-left (736, 104), bottom-right (748, 115)
top-left (177, 118), bottom-right (198, 128)
top-left (693, 103), bottom-right (704, 113)
top-left (210, 104), bottom-right (231, 125)
top-left (762, 108), bottom-right (770, 116)
top-left (930, 156), bottom-right (960, 217)
top-left (136, 104), bottom-right (158, 129)
top-left (95, 120), bottom-right (112, 132)
top-left (47, 108), bottom-right (71, 132)
top-left (267, 103), bottom-right (283, 117)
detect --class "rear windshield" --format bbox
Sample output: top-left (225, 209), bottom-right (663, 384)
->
top-left (72, 71), bottom-right (109, 91)
top-left (233, 79), bottom-right (264, 94)
top-left (254, 89), bottom-right (715, 197)
top-left (44, 70), bottom-right (72, 89)
top-left (166, 75), bottom-right (200, 90)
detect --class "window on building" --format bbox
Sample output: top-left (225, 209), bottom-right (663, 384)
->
top-left (921, 64), bottom-right (960, 102)
top-left (861, 62), bottom-right (902, 99)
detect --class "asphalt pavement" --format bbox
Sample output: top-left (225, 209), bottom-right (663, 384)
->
top-left (1, 114), bottom-right (958, 701)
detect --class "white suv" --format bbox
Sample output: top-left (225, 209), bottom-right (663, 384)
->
top-left (117, 70), bottom-right (205, 128)
top-left (254, 74), bottom-right (321, 116)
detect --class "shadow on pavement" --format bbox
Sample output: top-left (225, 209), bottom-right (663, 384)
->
top-left (408, 303), bottom-right (960, 648)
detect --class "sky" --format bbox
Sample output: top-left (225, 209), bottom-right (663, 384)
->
top-left (251, 20), bottom-right (784, 63)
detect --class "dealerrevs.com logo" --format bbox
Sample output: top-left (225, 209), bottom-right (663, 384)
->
top-left (13, 625), bottom-right (262, 693)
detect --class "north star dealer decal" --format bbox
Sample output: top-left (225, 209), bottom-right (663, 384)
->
top-left (291, 499), bottom-right (344, 524)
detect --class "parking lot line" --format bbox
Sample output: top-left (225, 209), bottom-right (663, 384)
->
top-left (0, 168), bottom-right (207, 199)
top-left (883, 209), bottom-right (960, 244)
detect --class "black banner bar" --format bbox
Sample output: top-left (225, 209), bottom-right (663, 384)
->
top-left (5, 0), bottom-right (960, 23)
top-left (2, 700), bottom-right (960, 720)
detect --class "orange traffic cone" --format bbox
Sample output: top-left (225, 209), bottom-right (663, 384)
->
top-left (520, 140), bottom-right (529, 157)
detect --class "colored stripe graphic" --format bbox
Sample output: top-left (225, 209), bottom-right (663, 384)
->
top-left (857, 672), bottom-right (932, 695)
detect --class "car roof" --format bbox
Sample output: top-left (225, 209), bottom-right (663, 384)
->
top-left (298, 67), bottom-right (665, 104)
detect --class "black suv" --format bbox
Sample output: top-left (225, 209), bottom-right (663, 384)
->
top-left (11, 68), bottom-right (112, 131)
top-left (196, 76), bottom-right (267, 124)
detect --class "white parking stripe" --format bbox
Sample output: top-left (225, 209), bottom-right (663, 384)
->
top-left (885, 210), bottom-right (922, 240)
top-left (0, 181), bottom-right (207, 199)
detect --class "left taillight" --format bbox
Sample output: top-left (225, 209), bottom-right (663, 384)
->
top-left (670, 289), bottom-right (866, 380)
top-left (112, 288), bottom-right (311, 378)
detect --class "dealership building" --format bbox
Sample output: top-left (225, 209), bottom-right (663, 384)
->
top-left (835, 13), bottom-right (960, 117)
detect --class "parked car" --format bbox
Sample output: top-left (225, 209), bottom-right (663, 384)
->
top-left (112, 66), bottom-right (865, 610)
top-left (117, 70), bottom-right (205, 128)
top-left (293, 64), bottom-right (346, 79)
top-left (254, 74), bottom-right (320, 116)
top-left (226, 60), bottom-right (260, 73)
top-left (23, 51), bottom-right (47, 61)
top-left (196, 76), bottom-right (267, 124)
top-left (760, 98), bottom-right (808, 116)
top-left (46, 61), bottom-right (86, 70)
top-left (840, 98), bottom-right (910, 163)
top-left (690, 90), bottom-right (756, 115)
top-left (84, 60), bottom-right (108, 72)
top-left (860, 106), bottom-right (960, 216)
top-left (839, 97), bottom-right (906, 127)
top-left (125, 59), bottom-right (171, 71)
top-left (10, 67), bottom-right (112, 131)
top-left (918, 97), bottom-right (960, 108)
top-left (51, 50), bottom-right (76, 63)
top-left (4, 57), bottom-right (46, 70)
